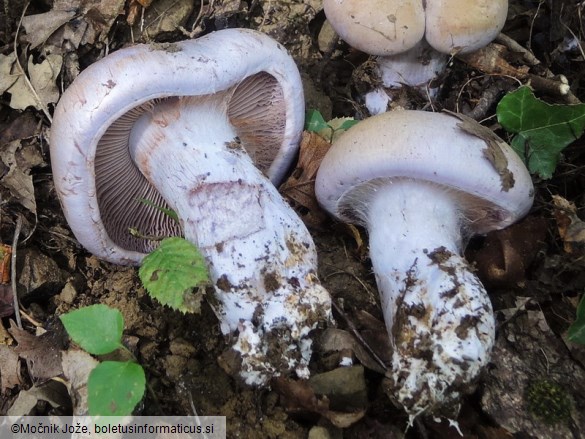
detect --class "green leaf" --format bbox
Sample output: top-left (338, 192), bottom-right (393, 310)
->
top-left (88, 361), bottom-right (145, 416)
top-left (337, 119), bottom-right (359, 131)
top-left (497, 86), bottom-right (585, 179)
top-left (568, 295), bottom-right (585, 345)
top-left (136, 197), bottom-right (179, 223)
top-left (139, 237), bottom-right (209, 313)
top-left (305, 109), bottom-right (330, 133)
top-left (60, 305), bottom-right (123, 355)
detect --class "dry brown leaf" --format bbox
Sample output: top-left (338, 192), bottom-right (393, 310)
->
top-left (0, 113), bottom-right (40, 145)
top-left (0, 344), bottom-right (21, 392)
top-left (0, 140), bottom-right (45, 214)
top-left (61, 349), bottom-right (99, 415)
top-left (272, 375), bottom-right (366, 429)
top-left (552, 195), bottom-right (585, 254)
top-left (280, 131), bottom-right (331, 227)
top-left (445, 111), bottom-right (515, 191)
top-left (7, 54), bottom-right (62, 112)
top-left (9, 321), bottom-right (65, 381)
top-left (54, 0), bottom-right (125, 45)
top-left (21, 10), bottom-right (76, 49)
top-left (0, 53), bottom-right (18, 93)
top-left (466, 216), bottom-right (547, 288)
top-left (6, 381), bottom-right (70, 416)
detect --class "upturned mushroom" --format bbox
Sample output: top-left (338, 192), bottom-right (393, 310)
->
top-left (49, 28), bottom-right (331, 385)
top-left (315, 110), bottom-right (534, 420)
top-left (323, 0), bottom-right (508, 113)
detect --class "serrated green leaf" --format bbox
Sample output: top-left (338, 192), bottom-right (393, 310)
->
top-left (60, 305), bottom-right (123, 355)
top-left (139, 237), bottom-right (209, 313)
top-left (305, 109), bottom-right (331, 133)
top-left (497, 86), bottom-right (585, 179)
top-left (136, 197), bottom-right (179, 223)
top-left (568, 295), bottom-right (585, 345)
top-left (88, 361), bottom-right (145, 416)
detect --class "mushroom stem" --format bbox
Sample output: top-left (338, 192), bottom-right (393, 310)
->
top-left (377, 40), bottom-right (447, 90)
top-left (129, 94), bottom-right (331, 385)
top-left (364, 40), bottom-right (448, 114)
top-left (362, 180), bottom-right (495, 418)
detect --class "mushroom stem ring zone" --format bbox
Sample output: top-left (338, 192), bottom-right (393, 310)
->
top-left (50, 29), bottom-right (332, 386)
top-left (315, 110), bottom-right (534, 420)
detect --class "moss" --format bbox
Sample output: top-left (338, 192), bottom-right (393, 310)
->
top-left (525, 379), bottom-right (572, 425)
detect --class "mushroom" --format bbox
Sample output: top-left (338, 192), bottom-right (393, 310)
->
top-left (49, 28), bottom-right (332, 386)
top-left (322, 0), bottom-right (508, 113)
top-left (315, 110), bottom-right (534, 420)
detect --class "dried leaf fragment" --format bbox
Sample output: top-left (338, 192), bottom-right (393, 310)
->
top-left (21, 10), bottom-right (77, 49)
top-left (0, 140), bottom-right (44, 214)
top-left (7, 54), bottom-right (63, 112)
top-left (9, 321), bottom-right (65, 381)
top-left (446, 110), bottom-right (515, 191)
top-left (0, 53), bottom-right (18, 93)
top-left (552, 195), bottom-right (585, 254)
top-left (280, 131), bottom-right (331, 227)
top-left (0, 344), bottom-right (21, 392)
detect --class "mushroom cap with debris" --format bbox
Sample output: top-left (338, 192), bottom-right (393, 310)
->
top-left (315, 110), bottom-right (534, 235)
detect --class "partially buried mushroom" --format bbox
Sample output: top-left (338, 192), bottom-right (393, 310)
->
top-left (323, 0), bottom-right (508, 113)
top-left (315, 110), bottom-right (534, 422)
top-left (50, 28), bottom-right (332, 385)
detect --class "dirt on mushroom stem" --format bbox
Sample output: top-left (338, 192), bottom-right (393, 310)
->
top-left (346, 179), bottom-right (496, 422)
top-left (128, 93), bottom-right (331, 386)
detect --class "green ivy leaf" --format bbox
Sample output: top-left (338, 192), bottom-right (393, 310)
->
top-left (88, 361), bottom-right (145, 416)
top-left (568, 295), bottom-right (585, 345)
top-left (497, 86), bottom-right (585, 179)
top-left (139, 237), bottom-right (209, 313)
top-left (60, 305), bottom-right (123, 355)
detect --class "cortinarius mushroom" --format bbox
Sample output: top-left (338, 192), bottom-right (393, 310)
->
top-left (323, 0), bottom-right (508, 113)
top-left (50, 28), bottom-right (331, 385)
top-left (315, 110), bottom-right (534, 420)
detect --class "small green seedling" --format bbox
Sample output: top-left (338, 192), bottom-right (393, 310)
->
top-left (497, 86), bottom-right (585, 179)
top-left (305, 109), bottom-right (359, 142)
top-left (60, 304), bottom-right (145, 416)
top-left (567, 294), bottom-right (585, 345)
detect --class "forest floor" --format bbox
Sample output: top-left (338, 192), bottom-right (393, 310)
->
top-left (1, 0), bottom-right (585, 438)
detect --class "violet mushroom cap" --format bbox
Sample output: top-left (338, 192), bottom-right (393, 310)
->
top-left (315, 110), bottom-right (534, 419)
top-left (50, 28), bottom-right (331, 386)
top-left (322, 0), bottom-right (508, 112)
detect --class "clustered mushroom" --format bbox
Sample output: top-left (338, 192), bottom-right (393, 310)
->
top-left (323, 0), bottom-right (509, 113)
top-left (50, 15), bottom-right (534, 425)
top-left (49, 28), bottom-right (332, 386)
top-left (315, 110), bottom-right (534, 420)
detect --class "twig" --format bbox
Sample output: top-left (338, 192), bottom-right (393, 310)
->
top-left (330, 299), bottom-right (388, 372)
top-left (495, 33), bottom-right (541, 67)
top-left (11, 215), bottom-right (23, 329)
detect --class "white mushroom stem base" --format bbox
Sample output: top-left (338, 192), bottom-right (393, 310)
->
top-left (364, 41), bottom-right (447, 115)
top-left (129, 96), bottom-right (331, 386)
top-left (363, 180), bottom-right (495, 419)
